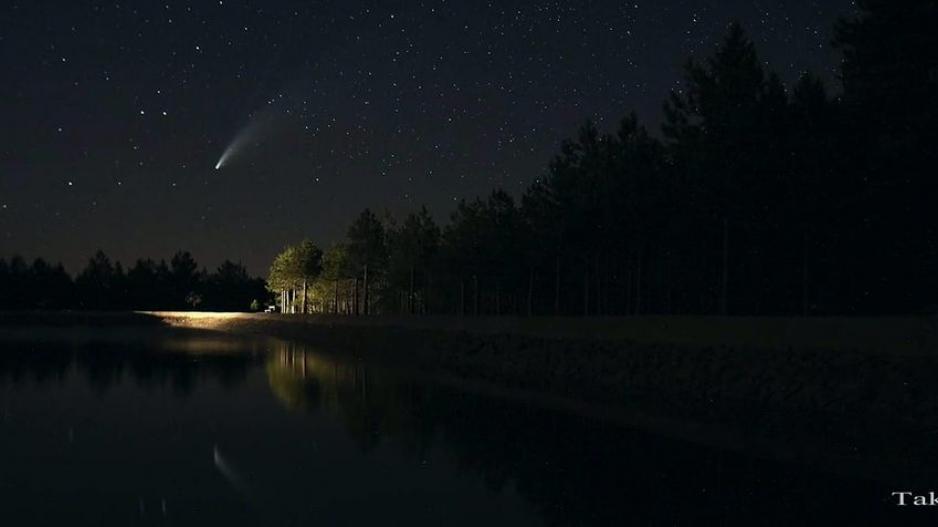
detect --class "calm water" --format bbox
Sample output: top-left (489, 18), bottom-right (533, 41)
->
top-left (0, 327), bottom-right (929, 525)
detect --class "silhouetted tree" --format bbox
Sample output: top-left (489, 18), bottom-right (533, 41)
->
top-left (442, 191), bottom-right (525, 315)
top-left (28, 258), bottom-right (73, 309)
top-left (2, 251), bottom-right (266, 312)
top-left (169, 251), bottom-right (202, 310)
top-left (204, 260), bottom-right (268, 311)
top-left (75, 251), bottom-right (122, 309)
top-left (833, 0), bottom-right (938, 313)
top-left (346, 209), bottom-right (388, 315)
top-left (387, 206), bottom-right (440, 314)
top-left (140, 14), bottom-right (938, 316)
top-left (126, 259), bottom-right (165, 309)
top-left (663, 22), bottom-right (788, 314)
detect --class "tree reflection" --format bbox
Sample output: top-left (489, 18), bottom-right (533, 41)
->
top-left (266, 341), bottom-right (398, 453)
top-left (264, 342), bottom-right (898, 525)
top-left (0, 331), bottom-right (258, 394)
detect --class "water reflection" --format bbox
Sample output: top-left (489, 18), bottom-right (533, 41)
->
top-left (267, 343), bottom-right (392, 453)
top-left (0, 330), bottom-right (917, 525)
top-left (0, 328), bottom-right (260, 394)
top-left (1, 330), bottom-right (540, 526)
top-left (263, 341), bottom-right (901, 525)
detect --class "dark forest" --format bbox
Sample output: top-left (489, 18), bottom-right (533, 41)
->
top-left (3, 2), bottom-right (936, 316)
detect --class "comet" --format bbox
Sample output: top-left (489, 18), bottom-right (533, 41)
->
top-left (214, 141), bottom-right (237, 170)
top-left (214, 108), bottom-right (279, 170)
top-left (214, 122), bottom-right (256, 170)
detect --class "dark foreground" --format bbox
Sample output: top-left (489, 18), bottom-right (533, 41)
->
top-left (1, 316), bottom-right (938, 525)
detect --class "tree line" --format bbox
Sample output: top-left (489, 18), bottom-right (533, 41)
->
top-left (4, 4), bottom-right (933, 316)
top-left (269, 3), bottom-right (938, 316)
top-left (0, 250), bottom-right (267, 311)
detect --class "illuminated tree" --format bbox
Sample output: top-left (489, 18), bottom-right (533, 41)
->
top-left (293, 239), bottom-right (324, 314)
top-left (268, 246), bottom-right (299, 313)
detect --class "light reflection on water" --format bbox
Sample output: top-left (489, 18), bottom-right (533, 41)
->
top-left (0, 328), bottom-right (915, 525)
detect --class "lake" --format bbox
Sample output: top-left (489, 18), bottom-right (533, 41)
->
top-left (0, 326), bottom-right (924, 525)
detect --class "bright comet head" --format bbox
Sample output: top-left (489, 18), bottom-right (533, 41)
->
top-left (215, 110), bottom-right (276, 171)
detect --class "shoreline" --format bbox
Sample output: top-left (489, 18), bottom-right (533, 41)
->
top-left (146, 311), bottom-right (938, 354)
top-left (140, 313), bottom-right (938, 475)
top-left (3, 310), bottom-right (937, 355)
top-left (5, 310), bottom-right (938, 482)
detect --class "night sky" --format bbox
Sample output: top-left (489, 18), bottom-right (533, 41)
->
top-left (1, 0), bottom-right (856, 274)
